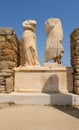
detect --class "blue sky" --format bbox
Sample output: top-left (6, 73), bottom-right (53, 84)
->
top-left (0, 0), bottom-right (79, 66)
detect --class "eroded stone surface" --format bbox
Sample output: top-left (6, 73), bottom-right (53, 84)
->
top-left (21, 20), bottom-right (40, 66)
top-left (70, 28), bottom-right (79, 94)
top-left (0, 28), bottom-right (20, 93)
top-left (14, 66), bottom-right (73, 93)
top-left (44, 18), bottom-right (64, 64)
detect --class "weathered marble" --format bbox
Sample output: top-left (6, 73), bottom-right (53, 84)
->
top-left (14, 66), bottom-right (73, 93)
top-left (44, 18), bottom-right (64, 64)
top-left (21, 20), bottom-right (40, 66)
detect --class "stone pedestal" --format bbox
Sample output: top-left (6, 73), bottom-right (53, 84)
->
top-left (44, 62), bottom-right (63, 68)
top-left (14, 64), bottom-right (73, 93)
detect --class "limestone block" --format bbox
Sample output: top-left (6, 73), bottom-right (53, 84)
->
top-left (0, 56), bottom-right (13, 61)
top-left (0, 52), bottom-right (2, 56)
top-left (66, 67), bottom-right (74, 92)
top-left (11, 42), bottom-right (19, 53)
top-left (14, 66), bottom-right (73, 93)
top-left (2, 48), bottom-right (16, 58)
top-left (0, 77), bottom-right (5, 82)
top-left (5, 76), bottom-right (14, 93)
top-left (0, 28), bottom-right (14, 35)
top-left (74, 74), bottom-right (79, 80)
top-left (70, 28), bottom-right (79, 40)
top-left (0, 42), bottom-right (12, 49)
top-left (0, 36), bottom-right (5, 42)
top-left (74, 86), bottom-right (79, 95)
top-left (0, 70), bottom-right (14, 77)
top-left (44, 62), bottom-right (63, 68)
top-left (0, 81), bottom-right (5, 85)
top-left (0, 42), bottom-right (6, 49)
top-left (0, 61), bottom-right (16, 69)
top-left (0, 85), bottom-right (5, 92)
top-left (74, 79), bottom-right (79, 86)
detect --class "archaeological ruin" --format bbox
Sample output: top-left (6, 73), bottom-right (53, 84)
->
top-left (0, 18), bottom-right (79, 106)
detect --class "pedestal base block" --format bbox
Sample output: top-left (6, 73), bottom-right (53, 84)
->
top-left (14, 65), bottom-right (73, 93)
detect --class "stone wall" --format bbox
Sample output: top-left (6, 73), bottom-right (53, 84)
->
top-left (0, 28), bottom-right (20, 93)
top-left (70, 28), bottom-right (79, 94)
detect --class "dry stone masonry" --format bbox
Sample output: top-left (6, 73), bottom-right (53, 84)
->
top-left (0, 28), bottom-right (20, 93)
top-left (70, 28), bottom-right (79, 94)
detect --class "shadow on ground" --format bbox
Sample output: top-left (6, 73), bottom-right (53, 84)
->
top-left (53, 105), bottom-right (79, 119)
top-left (42, 73), bottom-right (79, 119)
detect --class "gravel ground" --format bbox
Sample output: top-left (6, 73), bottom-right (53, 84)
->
top-left (0, 104), bottom-right (79, 130)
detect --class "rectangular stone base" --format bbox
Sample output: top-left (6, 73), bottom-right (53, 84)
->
top-left (14, 65), bottom-right (73, 93)
top-left (0, 92), bottom-right (79, 105)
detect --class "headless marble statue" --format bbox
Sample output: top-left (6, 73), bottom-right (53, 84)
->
top-left (21, 20), bottom-right (40, 66)
top-left (44, 18), bottom-right (64, 64)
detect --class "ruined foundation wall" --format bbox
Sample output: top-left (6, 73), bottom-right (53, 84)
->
top-left (70, 28), bottom-right (79, 94)
top-left (0, 28), bottom-right (20, 93)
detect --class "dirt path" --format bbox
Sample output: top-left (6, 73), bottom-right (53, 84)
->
top-left (0, 104), bottom-right (79, 130)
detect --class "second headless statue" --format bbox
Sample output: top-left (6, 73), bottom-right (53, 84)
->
top-left (21, 20), bottom-right (40, 66)
top-left (45, 18), bottom-right (64, 64)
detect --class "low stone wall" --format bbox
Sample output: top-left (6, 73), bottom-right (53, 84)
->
top-left (70, 28), bottom-right (79, 94)
top-left (0, 28), bottom-right (20, 93)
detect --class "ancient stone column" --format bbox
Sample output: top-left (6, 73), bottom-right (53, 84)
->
top-left (0, 28), bottom-right (20, 93)
top-left (70, 28), bottom-right (79, 94)
top-left (21, 20), bottom-right (40, 66)
top-left (44, 18), bottom-right (64, 64)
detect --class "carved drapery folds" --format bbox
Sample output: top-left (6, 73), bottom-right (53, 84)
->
top-left (21, 20), bottom-right (40, 66)
top-left (44, 18), bottom-right (64, 64)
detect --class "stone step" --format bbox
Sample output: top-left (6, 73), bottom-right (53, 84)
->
top-left (0, 92), bottom-right (79, 105)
